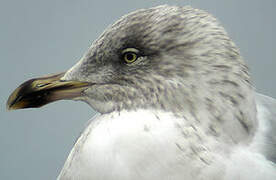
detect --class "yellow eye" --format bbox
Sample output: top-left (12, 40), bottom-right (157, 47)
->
top-left (123, 52), bottom-right (138, 63)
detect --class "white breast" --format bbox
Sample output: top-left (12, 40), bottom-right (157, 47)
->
top-left (57, 109), bottom-right (276, 180)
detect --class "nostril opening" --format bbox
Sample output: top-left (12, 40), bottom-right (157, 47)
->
top-left (36, 83), bottom-right (50, 88)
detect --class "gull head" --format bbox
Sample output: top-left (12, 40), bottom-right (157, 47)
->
top-left (7, 5), bottom-right (257, 143)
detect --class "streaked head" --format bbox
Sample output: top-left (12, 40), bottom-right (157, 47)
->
top-left (7, 5), bottom-right (257, 141)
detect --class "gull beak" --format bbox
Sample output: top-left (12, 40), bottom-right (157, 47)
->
top-left (6, 72), bottom-right (90, 110)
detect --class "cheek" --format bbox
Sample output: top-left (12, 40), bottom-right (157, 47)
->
top-left (84, 84), bottom-right (123, 101)
top-left (84, 65), bottom-right (116, 83)
top-left (84, 83), bottom-right (143, 103)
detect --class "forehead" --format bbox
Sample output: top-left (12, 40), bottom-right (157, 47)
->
top-left (95, 6), bottom-right (190, 52)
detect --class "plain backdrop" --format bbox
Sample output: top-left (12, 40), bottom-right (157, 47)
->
top-left (0, 0), bottom-right (275, 179)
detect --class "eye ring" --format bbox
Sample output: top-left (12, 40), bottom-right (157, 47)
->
top-left (123, 52), bottom-right (138, 63)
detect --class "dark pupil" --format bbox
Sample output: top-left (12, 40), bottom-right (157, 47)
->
top-left (126, 53), bottom-right (134, 60)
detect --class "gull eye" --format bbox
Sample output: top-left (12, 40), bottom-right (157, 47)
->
top-left (121, 48), bottom-right (140, 64)
top-left (123, 52), bottom-right (138, 63)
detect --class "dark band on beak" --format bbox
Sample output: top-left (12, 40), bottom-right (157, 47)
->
top-left (6, 72), bottom-right (90, 110)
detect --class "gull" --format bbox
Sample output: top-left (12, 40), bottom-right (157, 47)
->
top-left (7, 5), bottom-right (276, 180)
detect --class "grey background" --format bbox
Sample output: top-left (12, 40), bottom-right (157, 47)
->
top-left (0, 0), bottom-right (275, 179)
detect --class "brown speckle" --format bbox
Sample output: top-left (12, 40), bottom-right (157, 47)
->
top-left (144, 125), bottom-right (150, 132)
top-left (175, 143), bottom-right (185, 152)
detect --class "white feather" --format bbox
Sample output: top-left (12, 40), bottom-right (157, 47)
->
top-left (58, 108), bottom-right (276, 180)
